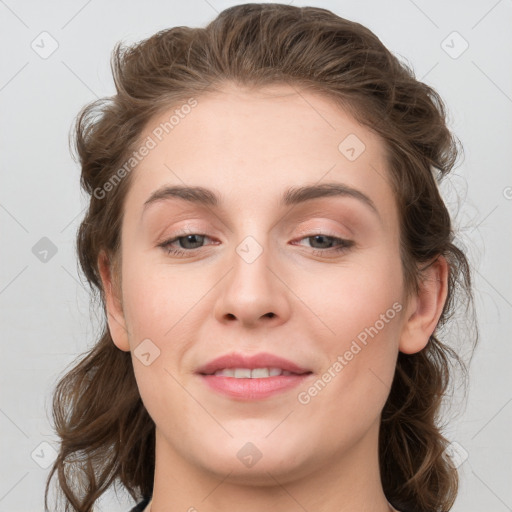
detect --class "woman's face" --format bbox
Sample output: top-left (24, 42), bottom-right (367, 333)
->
top-left (102, 83), bottom-right (421, 483)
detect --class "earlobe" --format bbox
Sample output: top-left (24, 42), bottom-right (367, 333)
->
top-left (97, 250), bottom-right (130, 352)
top-left (399, 256), bottom-right (449, 355)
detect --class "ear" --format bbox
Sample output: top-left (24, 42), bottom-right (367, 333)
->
top-left (97, 250), bottom-right (130, 352)
top-left (399, 255), bottom-right (449, 354)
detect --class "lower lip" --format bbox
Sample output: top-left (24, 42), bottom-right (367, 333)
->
top-left (199, 374), bottom-right (312, 400)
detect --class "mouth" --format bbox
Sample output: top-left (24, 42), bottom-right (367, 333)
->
top-left (196, 351), bottom-right (312, 375)
top-left (207, 367), bottom-right (308, 378)
top-left (196, 352), bottom-right (313, 400)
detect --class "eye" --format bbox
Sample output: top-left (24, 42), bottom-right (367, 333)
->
top-left (158, 233), bottom-right (215, 257)
top-left (158, 232), bottom-right (354, 258)
top-left (292, 234), bottom-right (354, 255)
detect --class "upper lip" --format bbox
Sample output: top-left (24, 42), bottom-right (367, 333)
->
top-left (196, 352), bottom-right (312, 375)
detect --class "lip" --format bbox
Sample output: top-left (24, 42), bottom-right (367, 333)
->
top-left (196, 352), bottom-right (313, 401)
top-left (195, 352), bottom-right (311, 375)
top-left (200, 374), bottom-right (311, 400)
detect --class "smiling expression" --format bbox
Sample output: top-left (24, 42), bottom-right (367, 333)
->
top-left (101, 82), bottom-right (412, 483)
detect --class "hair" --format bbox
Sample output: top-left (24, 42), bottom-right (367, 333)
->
top-left (45, 3), bottom-right (477, 511)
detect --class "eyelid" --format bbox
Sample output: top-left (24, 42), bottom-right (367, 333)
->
top-left (292, 225), bottom-right (349, 240)
top-left (156, 225), bottom-right (212, 243)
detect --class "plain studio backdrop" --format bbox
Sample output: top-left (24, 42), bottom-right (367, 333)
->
top-left (0, 1), bottom-right (511, 511)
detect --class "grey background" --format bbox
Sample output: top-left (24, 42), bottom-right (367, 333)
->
top-left (0, 0), bottom-right (511, 510)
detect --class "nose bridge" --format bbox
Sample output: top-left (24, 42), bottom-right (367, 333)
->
top-left (214, 231), bottom-right (291, 326)
top-left (231, 233), bottom-right (276, 302)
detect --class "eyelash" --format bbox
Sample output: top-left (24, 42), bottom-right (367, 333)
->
top-left (158, 231), bottom-right (354, 258)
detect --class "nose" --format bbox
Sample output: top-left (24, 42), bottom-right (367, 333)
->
top-left (213, 238), bottom-right (291, 329)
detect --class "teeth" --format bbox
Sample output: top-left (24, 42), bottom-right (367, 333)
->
top-left (213, 367), bottom-right (292, 378)
top-left (251, 368), bottom-right (270, 378)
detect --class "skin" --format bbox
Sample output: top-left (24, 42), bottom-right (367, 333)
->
top-left (99, 82), bottom-right (448, 512)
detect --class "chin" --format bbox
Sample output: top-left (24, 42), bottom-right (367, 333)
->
top-left (199, 453), bottom-right (308, 486)
top-left (187, 432), bottom-right (319, 485)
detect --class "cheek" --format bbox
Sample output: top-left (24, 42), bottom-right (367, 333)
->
top-left (120, 253), bottom-right (204, 341)
top-left (305, 249), bottom-right (404, 338)
top-left (302, 253), bottom-right (403, 405)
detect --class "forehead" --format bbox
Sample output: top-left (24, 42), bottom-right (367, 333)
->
top-left (123, 82), bottom-right (396, 228)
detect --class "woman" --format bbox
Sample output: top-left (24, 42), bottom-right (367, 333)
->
top-left (45, 3), bottom-right (476, 512)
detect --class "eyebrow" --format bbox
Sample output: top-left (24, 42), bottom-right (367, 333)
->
top-left (142, 182), bottom-right (380, 218)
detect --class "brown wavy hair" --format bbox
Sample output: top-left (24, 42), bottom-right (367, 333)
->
top-left (45, 3), bottom-right (477, 511)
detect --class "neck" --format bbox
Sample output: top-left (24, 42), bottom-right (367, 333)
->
top-left (148, 419), bottom-right (395, 512)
